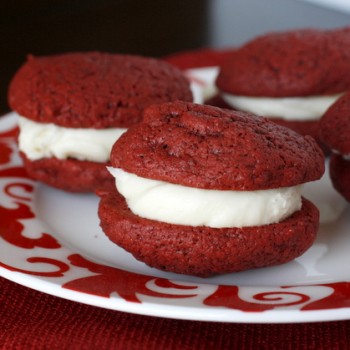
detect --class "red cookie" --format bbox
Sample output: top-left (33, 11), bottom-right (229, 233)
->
top-left (9, 52), bottom-right (192, 128)
top-left (111, 101), bottom-right (324, 190)
top-left (99, 101), bottom-right (324, 276)
top-left (8, 52), bottom-right (193, 192)
top-left (320, 92), bottom-right (350, 201)
top-left (205, 95), bottom-right (328, 152)
top-left (164, 48), bottom-right (235, 70)
top-left (216, 28), bottom-right (350, 97)
top-left (20, 152), bottom-right (114, 193)
top-left (329, 155), bottom-right (350, 202)
top-left (269, 118), bottom-right (328, 154)
top-left (214, 27), bottom-right (350, 148)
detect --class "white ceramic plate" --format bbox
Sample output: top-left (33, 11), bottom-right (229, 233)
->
top-left (1, 69), bottom-right (349, 323)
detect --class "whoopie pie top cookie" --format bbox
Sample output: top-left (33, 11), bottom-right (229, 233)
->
top-left (111, 101), bottom-right (325, 191)
top-left (320, 92), bottom-right (350, 155)
top-left (8, 52), bottom-right (193, 128)
top-left (216, 27), bottom-right (350, 98)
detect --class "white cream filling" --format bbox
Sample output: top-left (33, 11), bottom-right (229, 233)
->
top-left (186, 67), bottom-right (219, 101)
top-left (18, 116), bottom-right (127, 162)
top-left (221, 93), bottom-right (342, 120)
top-left (109, 167), bottom-right (302, 228)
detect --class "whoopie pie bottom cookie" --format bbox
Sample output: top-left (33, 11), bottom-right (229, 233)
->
top-left (330, 154), bottom-right (350, 202)
top-left (20, 152), bottom-right (114, 192)
top-left (98, 190), bottom-right (319, 277)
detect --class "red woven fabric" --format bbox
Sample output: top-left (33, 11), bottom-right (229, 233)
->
top-left (1, 277), bottom-right (350, 350)
top-left (1, 49), bottom-right (350, 350)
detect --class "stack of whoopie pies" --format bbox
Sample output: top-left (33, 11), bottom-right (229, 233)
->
top-left (9, 34), bottom-right (337, 276)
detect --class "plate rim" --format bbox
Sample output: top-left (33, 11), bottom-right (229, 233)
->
top-left (2, 263), bottom-right (350, 324)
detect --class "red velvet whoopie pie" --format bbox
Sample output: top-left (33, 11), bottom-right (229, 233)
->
top-left (214, 27), bottom-right (350, 150)
top-left (8, 52), bottom-right (193, 192)
top-left (98, 101), bottom-right (325, 277)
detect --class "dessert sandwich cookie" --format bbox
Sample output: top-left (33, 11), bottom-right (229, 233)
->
top-left (215, 27), bottom-right (350, 151)
top-left (98, 101), bottom-right (325, 277)
top-left (320, 93), bottom-right (350, 201)
top-left (8, 52), bottom-right (193, 192)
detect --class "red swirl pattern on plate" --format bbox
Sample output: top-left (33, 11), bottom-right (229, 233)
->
top-left (0, 112), bottom-right (349, 318)
top-left (5, 182), bottom-right (33, 200)
top-left (0, 257), bottom-right (69, 277)
top-left (253, 291), bottom-right (310, 306)
top-left (301, 282), bottom-right (350, 310)
top-left (63, 254), bottom-right (199, 302)
top-left (204, 285), bottom-right (277, 311)
top-left (0, 189), bottom-right (60, 249)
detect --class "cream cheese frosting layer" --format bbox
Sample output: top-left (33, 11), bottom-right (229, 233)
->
top-left (18, 116), bottom-right (126, 162)
top-left (221, 93), bottom-right (342, 120)
top-left (109, 167), bottom-right (302, 228)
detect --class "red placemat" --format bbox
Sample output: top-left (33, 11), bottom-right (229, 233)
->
top-left (2, 277), bottom-right (350, 350)
top-left (1, 48), bottom-right (350, 350)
